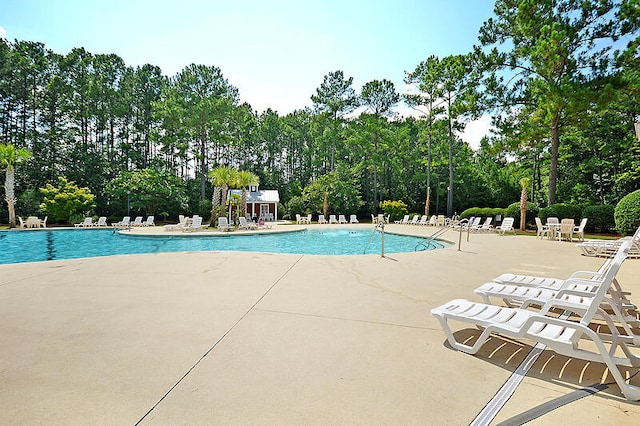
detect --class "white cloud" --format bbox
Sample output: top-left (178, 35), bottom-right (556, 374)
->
top-left (460, 115), bottom-right (492, 150)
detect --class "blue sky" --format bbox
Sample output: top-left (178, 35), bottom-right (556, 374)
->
top-left (1, 0), bottom-right (496, 143)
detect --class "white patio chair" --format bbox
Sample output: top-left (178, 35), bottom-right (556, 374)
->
top-left (349, 214), bottom-right (359, 224)
top-left (574, 218), bottom-right (588, 242)
top-left (338, 214), bottom-right (348, 224)
top-left (318, 215), bottom-right (328, 224)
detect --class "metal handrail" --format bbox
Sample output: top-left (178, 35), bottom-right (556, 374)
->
top-left (415, 225), bottom-right (451, 251)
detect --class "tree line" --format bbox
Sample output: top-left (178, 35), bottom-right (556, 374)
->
top-left (1, 0), bottom-right (638, 226)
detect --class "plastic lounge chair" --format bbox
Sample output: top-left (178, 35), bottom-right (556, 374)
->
top-left (573, 218), bottom-right (588, 242)
top-left (130, 216), bottom-right (143, 227)
top-left (296, 214), bottom-right (302, 224)
top-left (114, 216), bottom-right (130, 227)
top-left (75, 217), bottom-right (93, 228)
top-left (142, 216), bottom-right (155, 227)
top-left (477, 217), bottom-right (493, 232)
top-left (576, 225), bottom-right (640, 258)
top-left (497, 217), bottom-right (515, 235)
top-left (164, 215), bottom-right (187, 231)
top-left (436, 215), bottom-right (446, 227)
top-left (408, 215), bottom-right (420, 225)
top-left (395, 214), bottom-right (409, 224)
top-left (238, 216), bottom-right (257, 230)
top-left (431, 240), bottom-right (640, 401)
top-left (338, 214), bottom-right (348, 224)
top-left (318, 215), bottom-right (328, 224)
top-left (427, 215), bottom-right (437, 226)
top-left (94, 216), bottom-right (107, 227)
top-left (535, 217), bottom-right (550, 239)
top-left (217, 216), bottom-right (234, 232)
top-left (329, 215), bottom-right (338, 224)
top-left (349, 214), bottom-right (359, 224)
top-left (41, 216), bottom-right (48, 228)
top-left (474, 246), bottom-right (640, 327)
top-left (18, 216), bottom-right (26, 228)
top-left (418, 215), bottom-right (428, 225)
top-left (184, 215), bottom-right (203, 232)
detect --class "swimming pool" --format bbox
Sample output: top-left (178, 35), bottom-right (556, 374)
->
top-left (0, 228), bottom-right (446, 264)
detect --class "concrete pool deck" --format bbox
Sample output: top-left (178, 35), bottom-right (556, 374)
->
top-left (1, 223), bottom-right (639, 424)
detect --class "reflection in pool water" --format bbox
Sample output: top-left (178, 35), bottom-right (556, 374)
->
top-left (0, 228), bottom-right (446, 264)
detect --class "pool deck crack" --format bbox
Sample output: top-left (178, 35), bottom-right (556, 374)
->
top-left (134, 254), bottom-right (305, 425)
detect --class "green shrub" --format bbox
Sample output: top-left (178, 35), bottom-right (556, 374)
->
top-left (539, 203), bottom-right (582, 223)
top-left (380, 200), bottom-right (408, 222)
top-left (614, 190), bottom-right (640, 235)
top-left (582, 205), bottom-right (615, 233)
top-left (505, 202), bottom-right (539, 228)
top-left (39, 177), bottom-right (96, 223)
top-left (460, 207), bottom-right (506, 219)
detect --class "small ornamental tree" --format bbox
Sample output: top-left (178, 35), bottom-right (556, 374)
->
top-left (39, 177), bottom-right (96, 222)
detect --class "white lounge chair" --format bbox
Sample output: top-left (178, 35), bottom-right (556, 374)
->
top-left (474, 248), bottom-right (640, 326)
top-left (217, 216), bottom-right (234, 232)
top-left (238, 216), bottom-right (257, 230)
top-left (477, 217), bottom-right (493, 232)
top-left (41, 216), bottom-right (48, 228)
top-left (130, 216), bottom-right (143, 227)
top-left (296, 214), bottom-right (302, 224)
top-left (497, 217), bottom-right (515, 235)
top-left (431, 240), bottom-right (640, 401)
top-left (395, 214), bottom-right (409, 224)
top-left (114, 216), bottom-right (130, 227)
top-left (349, 214), bottom-right (359, 224)
top-left (164, 215), bottom-right (187, 231)
top-left (74, 217), bottom-right (93, 228)
top-left (142, 216), bottom-right (155, 227)
top-left (329, 214), bottom-right (338, 224)
top-left (94, 216), bottom-right (107, 227)
top-left (427, 215), bottom-right (437, 226)
top-left (318, 215), bottom-right (328, 224)
top-left (418, 215), bottom-right (428, 225)
top-left (408, 215), bottom-right (420, 225)
top-left (183, 215), bottom-right (203, 232)
top-left (338, 214), bottom-right (348, 224)
top-left (436, 215), bottom-right (446, 227)
top-left (574, 218), bottom-right (588, 242)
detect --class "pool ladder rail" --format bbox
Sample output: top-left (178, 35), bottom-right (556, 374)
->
top-left (363, 220), bottom-right (386, 255)
top-left (414, 226), bottom-right (449, 251)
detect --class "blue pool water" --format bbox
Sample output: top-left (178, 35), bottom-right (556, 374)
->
top-left (0, 228), bottom-right (446, 265)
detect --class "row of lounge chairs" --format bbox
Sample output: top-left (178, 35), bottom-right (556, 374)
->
top-left (431, 226), bottom-right (640, 401)
top-left (75, 216), bottom-right (110, 227)
top-left (112, 216), bottom-right (155, 228)
top-left (163, 215), bottom-right (202, 232)
top-left (317, 214), bottom-right (359, 224)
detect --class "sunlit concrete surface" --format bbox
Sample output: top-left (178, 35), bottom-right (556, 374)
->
top-left (1, 224), bottom-right (639, 424)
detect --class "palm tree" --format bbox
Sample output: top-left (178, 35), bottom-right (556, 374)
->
top-left (235, 170), bottom-right (259, 218)
top-left (0, 143), bottom-right (32, 228)
top-left (208, 166), bottom-right (237, 227)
